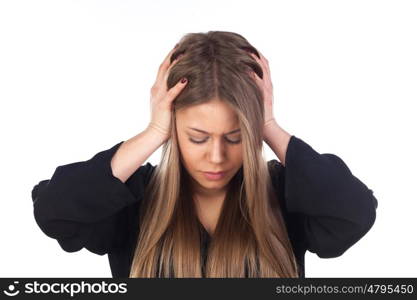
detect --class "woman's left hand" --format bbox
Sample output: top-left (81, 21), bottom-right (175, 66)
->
top-left (248, 51), bottom-right (276, 132)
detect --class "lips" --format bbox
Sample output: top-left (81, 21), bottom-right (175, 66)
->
top-left (202, 170), bottom-right (227, 180)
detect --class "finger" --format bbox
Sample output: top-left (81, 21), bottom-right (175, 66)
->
top-left (258, 51), bottom-right (271, 78)
top-left (167, 53), bottom-right (183, 73)
top-left (249, 70), bottom-right (263, 87)
top-left (249, 52), bottom-right (259, 60)
top-left (256, 50), bottom-right (268, 64)
top-left (166, 77), bottom-right (188, 103)
top-left (162, 45), bottom-right (179, 68)
top-left (163, 53), bottom-right (184, 84)
top-left (258, 51), bottom-right (271, 77)
top-left (249, 52), bottom-right (265, 73)
top-left (156, 46), bottom-right (179, 82)
top-left (258, 50), bottom-right (267, 62)
top-left (251, 51), bottom-right (271, 79)
top-left (257, 52), bottom-right (268, 69)
top-left (248, 53), bottom-right (265, 80)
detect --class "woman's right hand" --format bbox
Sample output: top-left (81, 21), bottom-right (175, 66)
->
top-left (147, 45), bottom-right (187, 141)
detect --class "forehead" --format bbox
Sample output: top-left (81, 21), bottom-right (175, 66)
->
top-left (176, 100), bottom-right (239, 133)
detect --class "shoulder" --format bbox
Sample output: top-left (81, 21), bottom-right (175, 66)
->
top-left (267, 159), bottom-right (285, 189)
top-left (267, 158), bottom-right (287, 213)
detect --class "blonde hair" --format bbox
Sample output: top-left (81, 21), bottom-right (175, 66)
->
top-left (129, 31), bottom-right (299, 277)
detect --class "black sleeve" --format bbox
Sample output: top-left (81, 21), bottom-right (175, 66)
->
top-left (31, 141), bottom-right (155, 255)
top-left (269, 135), bottom-right (378, 258)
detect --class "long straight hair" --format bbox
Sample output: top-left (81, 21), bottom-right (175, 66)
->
top-left (129, 31), bottom-right (299, 277)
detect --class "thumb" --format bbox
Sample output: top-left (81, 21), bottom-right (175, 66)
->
top-left (167, 77), bottom-right (188, 102)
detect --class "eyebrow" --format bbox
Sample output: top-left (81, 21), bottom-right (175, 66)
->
top-left (187, 127), bottom-right (241, 135)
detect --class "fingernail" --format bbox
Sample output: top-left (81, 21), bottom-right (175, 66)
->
top-left (181, 77), bottom-right (187, 83)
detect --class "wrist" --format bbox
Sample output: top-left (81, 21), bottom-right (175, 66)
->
top-left (264, 117), bottom-right (277, 129)
top-left (146, 123), bottom-right (169, 141)
top-left (263, 118), bottom-right (278, 138)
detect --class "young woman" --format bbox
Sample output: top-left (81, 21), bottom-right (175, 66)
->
top-left (31, 31), bottom-right (378, 278)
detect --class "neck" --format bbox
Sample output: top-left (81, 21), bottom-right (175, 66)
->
top-left (193, 191), bottom-right (225, 236)
top-left (194, 187), bottom-right (226, 200)
top-left (189, 174), bottom-right (227, 199)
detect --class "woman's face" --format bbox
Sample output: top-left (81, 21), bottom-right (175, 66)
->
top-left (175, 98), bottom-right (243, 197)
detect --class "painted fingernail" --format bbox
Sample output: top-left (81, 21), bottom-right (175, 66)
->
top-left (181, 77), bottom-right (187, 83)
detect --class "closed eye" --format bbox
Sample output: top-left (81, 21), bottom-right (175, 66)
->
top-left (189, 137), bottom-right (241, 144)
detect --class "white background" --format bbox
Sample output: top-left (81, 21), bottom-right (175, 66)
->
top-left (1, 0), bottom-right (416, 277)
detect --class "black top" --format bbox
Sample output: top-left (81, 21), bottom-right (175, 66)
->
top-left (31, 135), bottom-right (378, 278)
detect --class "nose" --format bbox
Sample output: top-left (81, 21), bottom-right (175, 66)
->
top-left (208, 138), bottom-right (226, 163)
